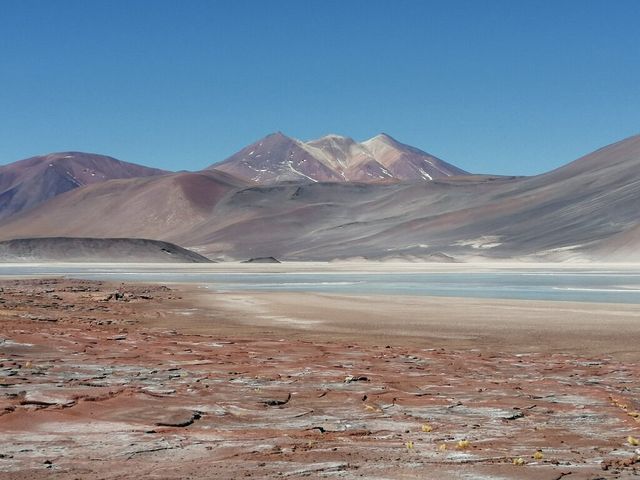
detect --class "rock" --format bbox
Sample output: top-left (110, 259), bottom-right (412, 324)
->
top-left (155, 410), bottom-right (202, 427)
top-left (262, 393), bottom-right (292, 406)
top-left (241, 257), bottom-right (281, 264)
top-left (103, 291), bottom-right (125, 302)
top-left (344, 375), bottom-right (369, 383)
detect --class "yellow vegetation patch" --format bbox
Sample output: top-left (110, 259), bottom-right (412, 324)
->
top-left (363, 404), bottom-right (382, 413)
top-left (421, 423), bottom-right (433, 433)
top-left (456, 439), bottom-right (470, 449)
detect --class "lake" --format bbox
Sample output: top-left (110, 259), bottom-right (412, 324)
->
top-left (1, 264), bottom-right (640, 304)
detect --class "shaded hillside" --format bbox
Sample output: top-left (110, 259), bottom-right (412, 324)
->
top-left (0, 152), bottom-right (167, 221)
top-left (0, 237), bottom-right (212, 263)
top-left (591, 224), bottom-right (640, 261)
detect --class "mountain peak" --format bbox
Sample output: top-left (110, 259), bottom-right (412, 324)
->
top-left (264, 131), bottom-right (294, 142)
top-left (237, 131), bottom-right (298, 152)
top-left (363, 133), bottom-right (407, 150)
top-left (369, 132), bottom-right (396, 143)
top-left (315, 133), bottom-right (353, 141)
top-left (307, 134), bottom-right (358, 148)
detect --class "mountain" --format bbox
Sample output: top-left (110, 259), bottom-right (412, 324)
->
top-left (0, 237), bottom-right (213, 263)
top-left (209, 132), bottom-right (467, 184)
top-left (1, 133), bottom-right (640, 262)
top-left (195, 133), bottom-right (640, 261)
top-left (0, 152), bottom-right (167, 221)
top-left (0, 170), bottom-right (248, 244)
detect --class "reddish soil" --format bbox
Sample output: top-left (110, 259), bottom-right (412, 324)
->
top-left (0, 279), bottom-right (639, 479)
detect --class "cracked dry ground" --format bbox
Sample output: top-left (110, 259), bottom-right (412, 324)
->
top-left (0, 279), bottom-right (639, 479)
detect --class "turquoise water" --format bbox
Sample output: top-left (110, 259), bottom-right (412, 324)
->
top-left (1, 265), bottom-right (640, 304)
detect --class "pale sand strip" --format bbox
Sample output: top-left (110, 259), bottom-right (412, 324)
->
top-left (168, 290), bottom-right (640, 361)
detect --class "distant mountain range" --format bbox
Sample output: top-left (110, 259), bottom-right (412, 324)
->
top-left (0, 132), bottom-right (639, 262)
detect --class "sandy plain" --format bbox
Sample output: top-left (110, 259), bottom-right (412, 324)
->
top-left (0, 263), bottom-right (639, 479)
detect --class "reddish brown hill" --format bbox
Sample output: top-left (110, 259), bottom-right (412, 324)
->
top-left (0, 152), bottom-right (167, 220)
top-left (0, 170), bottom-right (247, 244)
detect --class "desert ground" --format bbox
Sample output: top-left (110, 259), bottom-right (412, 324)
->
top-left (0, 266), bottom-right (639, 479)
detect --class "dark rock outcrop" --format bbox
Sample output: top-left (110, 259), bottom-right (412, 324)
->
top-left (0, 237), bottom-right (213, 263)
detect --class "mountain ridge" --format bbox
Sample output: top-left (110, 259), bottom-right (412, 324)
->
top-left (210, 132), bottom-right (467, 184)
top-left (1, 132), bottom-right (640, 262)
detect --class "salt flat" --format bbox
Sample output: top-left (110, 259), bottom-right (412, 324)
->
top-left (1, 266), bottom-right (639, 478)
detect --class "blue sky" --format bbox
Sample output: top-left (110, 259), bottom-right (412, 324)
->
top-left (1, 0), bottom-right (639, 175)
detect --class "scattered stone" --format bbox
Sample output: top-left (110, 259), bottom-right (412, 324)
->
top-left (155, 411), bottom-right (202, 428)
top-left (601, 455), bottom-right (639, 470)
top-left (344, 375), bottom-right (369, 383)
top-left (262, 393), bottom-right (292, 406)
top-left (503, 411), bottom-right (525, 421)
top-left (104, 291), bottom-right (125, 302)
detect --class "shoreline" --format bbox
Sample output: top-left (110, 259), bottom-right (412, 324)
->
top-left (2, 261), bottom-right (640, 309)
top-left (2, 259), bottom-right (640, 273)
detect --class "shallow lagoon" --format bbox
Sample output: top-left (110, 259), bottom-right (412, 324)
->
top-left (2, 264), bottom-right (640, 304)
